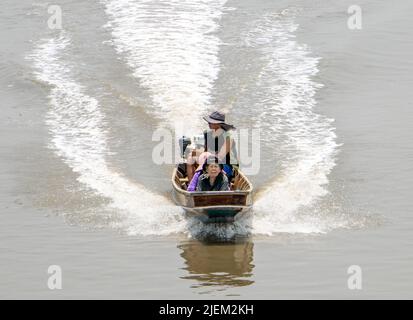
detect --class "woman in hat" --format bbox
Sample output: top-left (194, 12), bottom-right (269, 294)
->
top-left (187, 111), bottom-right (238, 184)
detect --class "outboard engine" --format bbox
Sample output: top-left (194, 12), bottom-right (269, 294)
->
top-left (178, 136), bottom-right (192, 158)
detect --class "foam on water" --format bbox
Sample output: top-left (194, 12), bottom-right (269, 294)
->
top-left (28, 8), bottom-right (355, 239)
top-left (244, 11), bottom-right (345, 234)
top-left (101, 0), bottom-right (229, 133)
top-left (29, 34), bottom-right (186, 236)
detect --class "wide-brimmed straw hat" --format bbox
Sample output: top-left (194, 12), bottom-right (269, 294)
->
top-left (203, 111), bottom-right (235, 131)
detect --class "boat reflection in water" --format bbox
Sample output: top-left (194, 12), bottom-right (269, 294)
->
top-left (178, 240), bottom-right (255, 292)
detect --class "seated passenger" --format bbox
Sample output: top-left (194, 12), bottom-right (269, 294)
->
top-left (187, 152), bottom-right (212, 192)
top-left (195, 156), bottom-right (230, 192)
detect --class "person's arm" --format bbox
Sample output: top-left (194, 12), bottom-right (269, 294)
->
top-left (217, 136), bottom-right (232, 162)
top-left (187, 170), bottom-right (202, 192)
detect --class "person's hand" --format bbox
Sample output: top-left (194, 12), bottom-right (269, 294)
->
top-left (194, 152), bottom-right (213, 171)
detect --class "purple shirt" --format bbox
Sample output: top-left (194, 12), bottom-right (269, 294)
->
top-left (187, 170), bottom-right (202, 192)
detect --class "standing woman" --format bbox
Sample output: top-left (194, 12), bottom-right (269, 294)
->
top-left (186, 111), bottom-right (238, 183)
top-left (202, 111), bottom-right (238, 180)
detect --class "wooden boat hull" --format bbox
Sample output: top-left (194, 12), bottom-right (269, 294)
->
top-left (172, 167), bottom-right (253, 223)
top-left (182, 207), bottom-right (244, 223)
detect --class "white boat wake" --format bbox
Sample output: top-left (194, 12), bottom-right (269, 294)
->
top-left (29, 34), bottom-right (186, 236)
top-left (101, 0), bottom-right (230, 134)
top-left (28, 7), bottom-right (360, 239)
top-left (242, 11), bottom-right (346, 234)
